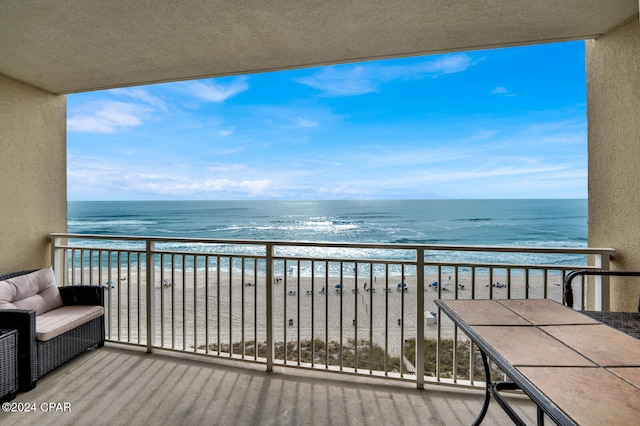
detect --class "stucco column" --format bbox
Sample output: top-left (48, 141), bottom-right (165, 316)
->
top-left (0, 74), bottom-right (67, 273)
top-left (587, 16), bottom-right (640, 311)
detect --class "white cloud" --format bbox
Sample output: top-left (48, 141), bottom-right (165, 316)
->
top-left (182, 77), bottom-right (249, 102)
top-left (217, 128), bottom-right (234, 137)
top-left (491, 86), bottom-right (515, 96)
top-left (316, 184), bottom-right (376, 198)
top-left (67, 154), bottom-right (279, 199)
top-left (396, 54), bottom-right (476, 76)
top-left (250, 104), bottom-right (340, 132)
top-left (297, 66), bottom-right (378, 96)
top-left (110, 87), bottom-right (168, 111)
top-left (68, 87), bottom-right (169, 134)
top-left (297, 53), bottom-right (476, 96)
top-left (201, 178), bottom-right (272, 192)
top-left (208, 164), bottom-right (248, 173)
top-left (67, 101), bottom-right (150, 133)
top-left (216, 146), bottom-right (246, 155)
top-left (129, 175), bottom-right (275, 198)
top-left (67, 79), bottom-right (247, 135)
top-left (294, 118), bottom-right (319, 128)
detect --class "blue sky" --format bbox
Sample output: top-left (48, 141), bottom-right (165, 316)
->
top-left (67, 41), bottom-right (587, 201)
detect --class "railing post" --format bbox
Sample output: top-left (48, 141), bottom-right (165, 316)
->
top-left (266, 243), bottom-right (274, 371)
top-left (51, 236), bottom-right (64, 285)
top-left (416, 248), bottom-right (425, 389)
top-left (594, 252), bottom-right (611, 311)
top-left (146, 240), bottom-right (156, 353)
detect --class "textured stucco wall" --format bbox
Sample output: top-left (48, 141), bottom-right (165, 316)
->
top-left (0, 74), bottom-right (67, 274)
top-left (587, 16), bottom-right (640, 311)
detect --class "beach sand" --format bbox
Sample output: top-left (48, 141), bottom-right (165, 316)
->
top-left (89, 268), bottom-right (568, 359)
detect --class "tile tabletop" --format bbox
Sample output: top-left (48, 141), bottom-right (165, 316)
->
top-left (473, 325), bottom-right (595, 367)
top-left (438, 299), bottom-right (529, 326)
top-left (517, 366), bottom-right (640, 426)
top-left (542, 324), bottom-right (640, 367)
top-left (498, 299), bottom-right (599, 325)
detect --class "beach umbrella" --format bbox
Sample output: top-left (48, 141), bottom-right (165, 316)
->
top-left (335, 283), bottom-right (342, 289)
top-left (431, 281), bottom-right (438, 287)
top-left (397, 282), bottom-right (407, 288)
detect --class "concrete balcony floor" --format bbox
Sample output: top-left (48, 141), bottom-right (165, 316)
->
top-left (1, 344), bottom-right (537, 425)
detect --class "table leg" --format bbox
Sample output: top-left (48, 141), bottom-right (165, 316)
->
top-left (537, 406), bottom-right (545, 425)
top-left (477, 351), bottom-right (547, 426)
top-left (493, 382), bottom-right (527, 426)
top-left (473, 349), bottom-right (492, 426)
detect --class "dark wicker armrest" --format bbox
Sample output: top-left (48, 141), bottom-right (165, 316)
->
top-left (0, 309), bottom-right (37, 390)
top-left (59, 286), bottom-right (105, 307)
top-left (564, 269), bottom-right (640, 310)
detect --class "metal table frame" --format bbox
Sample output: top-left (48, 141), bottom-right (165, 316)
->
top-left (436, 300), bottom-right (579, 426)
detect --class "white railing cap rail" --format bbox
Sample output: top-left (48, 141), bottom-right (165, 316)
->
top-left (50, 232), bottom-right (616, 256)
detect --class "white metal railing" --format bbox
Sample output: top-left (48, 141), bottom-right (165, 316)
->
top-left (49, 233), bottom-right (615, 389)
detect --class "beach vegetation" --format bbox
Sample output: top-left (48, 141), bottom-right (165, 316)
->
top-left (403, 338), bottom-right (504, 381)
top-left (200, 338), bottom-right (409, 373)
top-left (199, 337), bottom-right (505, 379)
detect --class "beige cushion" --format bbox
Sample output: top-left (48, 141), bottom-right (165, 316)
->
top-left (0, 279), bottom-right (16, 309)
top-left (35, 305), bottom-right (104, 341)
top-left (0, 267), bottom-right (63, 315)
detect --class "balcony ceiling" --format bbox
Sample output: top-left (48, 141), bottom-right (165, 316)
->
top-left (0, 0), bottom-right (637, 94)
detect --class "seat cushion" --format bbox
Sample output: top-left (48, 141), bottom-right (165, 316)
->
top-left (0, 267), bottom-right (63, 315)
top-left (36, 305), bottom-right (104, 342)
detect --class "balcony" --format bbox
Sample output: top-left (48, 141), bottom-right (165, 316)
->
top-left (0, 233), bottom-right (610, 423)
top-left (48, 234), bottom-right (613, 381)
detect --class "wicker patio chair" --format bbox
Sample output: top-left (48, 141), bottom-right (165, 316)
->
top-left (0, 329), bottom-right (18, 402)
top-left (564, 269), bottom-right (640, 339)
top-left (0, 269), bottom-right (105, 391)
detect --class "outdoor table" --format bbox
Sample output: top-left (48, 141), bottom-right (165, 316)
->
top-left (435, 298), bottom-right (640, 425)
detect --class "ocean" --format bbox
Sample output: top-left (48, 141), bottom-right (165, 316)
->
top-left (67, 199), bottom-right (588, 269)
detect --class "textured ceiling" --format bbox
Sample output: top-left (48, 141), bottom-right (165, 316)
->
top-left (0, 0), bottom-right (637, 94)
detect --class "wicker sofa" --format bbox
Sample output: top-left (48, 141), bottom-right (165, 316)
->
top-left (0, 267), bottom-right (105, 391)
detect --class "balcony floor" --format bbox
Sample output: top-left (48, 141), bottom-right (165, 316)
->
top-left (1, 344), bottom-right (537, 425)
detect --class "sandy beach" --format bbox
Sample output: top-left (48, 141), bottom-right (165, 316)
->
top-left (93, 268), bottom-right (567, 360)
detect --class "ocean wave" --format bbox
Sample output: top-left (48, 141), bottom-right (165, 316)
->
top-left (509, 217), bottom-right (587, 224)
top-left (68, 219), bottom-right (159, 228)
top-left (391, 238), bottom-right (445, 245)
top-left (298, 220), bottom-right (358, 231)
